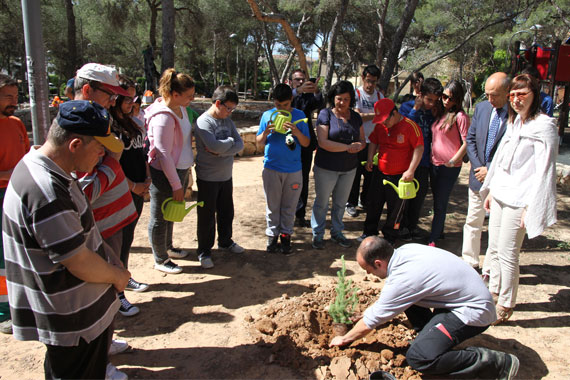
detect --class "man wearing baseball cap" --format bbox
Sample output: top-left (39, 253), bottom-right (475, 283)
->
top-left (3, 100), bottom-right (130, 379)
top-left (74, 63), bottom-right (131, 109)
top-left (358, 98), bottom-right (424, 243)
top-left (74, 63), bottom-right (140, 364)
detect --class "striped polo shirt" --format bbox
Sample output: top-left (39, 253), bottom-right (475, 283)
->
top-left (2, 147), bottom-right (119, 346)
top-left (78, 154), bottom-right (137, 239)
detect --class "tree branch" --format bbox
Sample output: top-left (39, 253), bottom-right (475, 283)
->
top-left (246, 0), bottom-right (308, 75)
top-left (392, 7), bottom-right (531, 99)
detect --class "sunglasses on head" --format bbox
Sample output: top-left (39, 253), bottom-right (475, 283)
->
top-left (509, 91), bottom-right (531, 102)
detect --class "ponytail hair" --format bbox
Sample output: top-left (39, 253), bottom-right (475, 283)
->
top-left (158, 68), bottom-right (195, 99)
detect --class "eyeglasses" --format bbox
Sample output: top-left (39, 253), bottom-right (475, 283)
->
top-left (122, 97), bottom-right (134, 104)
top-left (292, 77), bottom-right (305, 82)
top-left (221, 103), bottom-right (236, 113)
top-left (509, 91), bottom-right (531, 102)
top-left (94, 86), bottom-right (118, 102)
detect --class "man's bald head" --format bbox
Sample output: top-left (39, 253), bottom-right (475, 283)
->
top-left (484, 72), bottom-right (510, 109)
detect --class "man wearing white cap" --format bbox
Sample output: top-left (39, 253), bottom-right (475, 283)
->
top-left (73, 63), bottom-right (138, 379)
top-left (74, 63), bottom-right (131, 108)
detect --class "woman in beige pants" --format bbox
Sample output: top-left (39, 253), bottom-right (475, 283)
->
top-left (481, 74), bottom-right (558, 324)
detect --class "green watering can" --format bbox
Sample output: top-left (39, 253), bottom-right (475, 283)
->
top-left (269, 110), bottom-right (308, 134)
top-left (383, 178), bottom-right (420, 200)
top-left (161, 198), bottom-right (204, 222)
top-left (361, 153), bottom-right (379, 167)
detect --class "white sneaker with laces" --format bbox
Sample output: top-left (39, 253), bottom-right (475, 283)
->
top-left (200, 256), bottom-right (214, 269)
top-left (223, 242), bottom-right (244, 254)
top-left (119, 296), bottom-right (140, 317)
top-left (106, 363), bottom-right (128, 380)
top-left (109, 339), bottom-right (129, 356)
top-left (167, 247), bottom-right (190, 259)
top-left (154, 259), bottom-right (183, 274)
top-left (126, 278), bottom-right (149, 293)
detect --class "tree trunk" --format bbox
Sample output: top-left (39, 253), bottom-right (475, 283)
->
top-left (213, 32), bottom-right (218, 88)
top-left (161, 0), bottom-right (175, 73)
top-left (378, 0), bottom-right (419, 93)
top-left (391, 9), bottom-right (529, 100)
top-left (146, 0), bottom-right (160, 52)
top-left (279, 13), bottom-right (310, 83)
top-left (247, 0), bottom-right (309, 75)
top-left (64, 0), bottom-right (77, 78)
top-left (262, 23), bottom-right (280, 87)
top-left (375, 0), bottom-right (389, 69)
top-left (253, 32), bottom-right (261, 98)
top-left (324, 0), bottom-right (349, 94)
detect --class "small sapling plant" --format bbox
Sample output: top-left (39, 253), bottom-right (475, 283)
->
top-left (328, 255), bottom-right (359, 325)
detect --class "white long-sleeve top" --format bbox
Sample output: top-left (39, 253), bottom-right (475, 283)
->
top-left (480, 113), bottom-right (558, 238)
top-left (363, 244), bottom-right (496, 329)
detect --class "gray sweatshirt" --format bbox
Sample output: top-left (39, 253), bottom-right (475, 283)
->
top-left (363, 244), bottom-right (496, 328)
top-left (195, 111), bottom-right (244, 182)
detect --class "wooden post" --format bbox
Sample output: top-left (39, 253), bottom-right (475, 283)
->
top-left (559, 84), bottom-right (569, 142)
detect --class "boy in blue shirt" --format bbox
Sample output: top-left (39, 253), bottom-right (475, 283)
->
top-left (257, 84), bottom-right (310, 254)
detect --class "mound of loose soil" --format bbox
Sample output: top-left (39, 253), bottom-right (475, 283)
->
top-left (248, 282), bottom-right (422, 379)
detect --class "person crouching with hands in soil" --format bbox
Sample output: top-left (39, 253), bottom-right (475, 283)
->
top-left (330, 236), bottom-right (519, 380)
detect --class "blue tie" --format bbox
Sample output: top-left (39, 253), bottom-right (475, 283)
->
top-left (485, 109), bottom-right (502, 162)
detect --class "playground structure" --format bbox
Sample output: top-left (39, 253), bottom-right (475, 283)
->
top-left (510, 29), bottom-right (570, 142)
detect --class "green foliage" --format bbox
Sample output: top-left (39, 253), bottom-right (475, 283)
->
top-left (328, 255), bottom-right (359, 324)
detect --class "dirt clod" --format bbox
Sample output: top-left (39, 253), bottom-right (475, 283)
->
top-left (250, 283), bottom-right (420, 379)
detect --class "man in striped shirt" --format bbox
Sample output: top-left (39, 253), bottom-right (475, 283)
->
top-left (2, 101), bottom-right (130, 379)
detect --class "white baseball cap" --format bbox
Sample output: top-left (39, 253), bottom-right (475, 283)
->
top-left (76, 63), bottom-right (131, 97)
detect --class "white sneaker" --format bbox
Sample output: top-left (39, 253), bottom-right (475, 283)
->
top-left (167, 247), bottom-right (190, 259)
top-left (154, 259), bottom-right (183, 274)
top-left (109, 339), bottom-right (129, 356)
top-left (200, 256), bottom-right (214, 269)
top-left (118, 296), bottom-right (140, 317)
top-left (222, 242), bottom-right (244, 254)
top-left (106, 363), bottom-right (128, 380)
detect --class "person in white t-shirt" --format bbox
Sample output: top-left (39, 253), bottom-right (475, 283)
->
top-left (346, 65), bottom-right (384, 217)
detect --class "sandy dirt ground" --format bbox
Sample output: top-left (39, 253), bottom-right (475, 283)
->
top-left (1, 155), bottom-right (569, 379)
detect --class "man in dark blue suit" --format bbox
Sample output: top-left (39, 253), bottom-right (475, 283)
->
top-left (462, 72), bottom-right (510, 272)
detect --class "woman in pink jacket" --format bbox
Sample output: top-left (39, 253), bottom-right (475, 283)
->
top-left (145, 69), bottom-right (195, 274)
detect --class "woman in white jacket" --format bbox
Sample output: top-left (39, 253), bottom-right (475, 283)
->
top-left (481, 74), bottom-right (558, 324)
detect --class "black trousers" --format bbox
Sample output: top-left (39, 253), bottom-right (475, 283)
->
top-left (295, 147), bottom-right (314, 220)
top-left (347, 143), bottom-right (372, 207)
top-left (405, 306), bottom-right (507, 378)
top-left (404, 165), bottom-right (430, 231)
top-left (44, 325), bottom-right (111, 379)
top-left (197, 178), bottom-right (234, 258)
top-left (120, 192), bottom-right (144, 268)
top-left (363, 170), bottom-right (404, 236)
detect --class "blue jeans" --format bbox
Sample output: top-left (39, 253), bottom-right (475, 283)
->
top-left (148, 166), bottom-right (190, 264)
top-left (311, 165), bottom-right (356, 239)
top-left (429, 165), bottom-right (461, 242)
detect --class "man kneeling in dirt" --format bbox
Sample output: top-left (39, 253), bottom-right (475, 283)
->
top-left (330, 236), bottom-right (519, 379)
